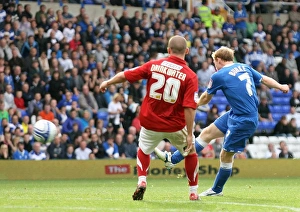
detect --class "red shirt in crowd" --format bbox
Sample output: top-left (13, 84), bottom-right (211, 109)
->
top-left (39, 111), bottom-right (55, 121)
top-left (14, 97), bottom-right (26, 110)
top-left (124, 55), bottom-right (198, 132)
top-left (69, 39), bottom-right (81, 51)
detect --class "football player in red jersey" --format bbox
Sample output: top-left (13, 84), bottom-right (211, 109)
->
top-left (100, 35), bottom-right (199, 201)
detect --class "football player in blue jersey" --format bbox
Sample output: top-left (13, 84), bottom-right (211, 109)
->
top-left (155, 46), bottom-right (289, 196)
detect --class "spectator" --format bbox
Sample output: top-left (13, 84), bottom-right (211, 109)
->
top-left (62, 109), bottom-right (81, 134)
top-left (14, 90), bottom-right (26, 111)
top-left (9, 48), bottom-right (24, 72)
top-left (46, 22), bottom-right (64, 42)
top-left (273, 115), bottom-right (290, 136)
top-left (206, 104), bottom-right (219, 127)
top-left (286, 106), bottom-right (300, 128)
top-left (124, 133), bottom-right (138, 158)
top-left (87, 133), bottom-right (105, 159)
top-left (0, 100), bottom-right (9, 121)
top-left (67, 122), bottom-right (81, 145)
top-left (103, 135), bottom-right (119, 159)
top-left (257, 84), bottom-right (272, 105)
top-left (114, 133), bottom-right (126, 158)
top-left (21, 115), bottom-right (30, 134)
top-left (58, 50), bottom-right (74, 72)
top-left (12, 141), bottom-right (30, 160)
top-left (48, 71), bottom-right (65, 102)
top-left (64, 144), bottom-right (76, 159)
top-left (290, 90), bottom-right (300, 108)
top-left (287, 118), bottom-right (299, 137)
top-left (246, 14), bottom-right (257, 39)
top-left (131, 105), bottom-right (141, 134)
top-left (265, 143), bottom-right (279, 159)
top-left (198, 0), bottom-right (212, 30)
top-left (78, 84), bottom-right (99, 115)
top-left (244, 43), bottom-right (266, 70)
top-left (265, 65), bottom-right (279, 82)
top-left (234, 2), bottom-right (247, 41)
top-left (212, 137), bottom-right (223, 159)
top-left (253, 23), bottom-right (266, 43)
top-left (212, 7), bottom-right (224, 29)
top-left (78, 110), bottom-right (91, 132)
top-left (4, 84), bottom-right (16, 110)
top-left (27, 92), bottom-right (43, 117)
top-left (30, 74), bottom-right (45, 97)
top-left (75, 140), bottom-right (92, 160)
top-left (258, 96), bottom-right (273, 122)
top-left (197, 61), bottom-right (214, 90)
top-left (278, 68), bottom-right (294, 90)
top-left (279, 145), bottom-right (294, 159)
top-left (222, 15), bottom-right (236, 43)
top-left (208, 20), bottom-right (223, 47)
top-left (0, 143), bottom-right (10, 160)
top-left (107, 93), bottom-right (123, 133)
top-left (29, 142), bottom-right (46, 160)
top-left (39, 104), bottom-right (54, 121)
top-left (47, 136), bottom-right (66, 159)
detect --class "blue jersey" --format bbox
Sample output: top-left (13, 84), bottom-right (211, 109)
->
top-left (207, 63), bottom-right (262, 116)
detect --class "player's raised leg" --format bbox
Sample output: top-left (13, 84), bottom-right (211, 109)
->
top-left (155, 119), bottom-right (225, 169)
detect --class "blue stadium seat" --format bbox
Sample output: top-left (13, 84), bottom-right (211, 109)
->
top-left (103, 120), bottom-right (108, 128)
top-left (217, 104), bottom-right (226, 112)
top-left (272, 97), bottom-right (282, 105)
top-left (210, 98), bottom-right (218, 105)
top-left (84, 0), bottom-right (94, 4)
top-left (195, 111), bottom-right (207, 124)
top-left (272, 113), bottom-right (284, 122)
top-left (281, 97), bottom-right (290, 105)
top-left (215, 90), bottom-right (224, 97)
top-left (97, 111), bottom-right (108, 120)
top-left (282, 105), bottom-right (290, 114)
top-left (271, 90), bottom-right (292, 98)
top-left (219, 96), bottom-right (228, 104)
top-left (21, 110), bottom-right (28, 118)
top-left (257, 121), bottom-right (276, 133)
top-left (271, 105), bottom-right (282, 113)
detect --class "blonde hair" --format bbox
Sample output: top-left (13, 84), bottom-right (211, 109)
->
top-left (211, 46), bottom-right (234, 62)
top-left (113, 93), bottom-right (122, 101)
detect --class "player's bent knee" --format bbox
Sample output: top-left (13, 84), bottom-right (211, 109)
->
top-left (220, 150), bottom-right (235, 163)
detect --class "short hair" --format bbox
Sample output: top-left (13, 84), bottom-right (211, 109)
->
top-left (211, 46), bottom-right (234, 62)
top-left (168, 36), bottom-right (187, 54)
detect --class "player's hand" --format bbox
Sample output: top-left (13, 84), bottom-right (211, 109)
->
top-left (183, 135), bottom-right (194, 157)
top-left (280, 84), bottom-right (289, 93)
top-left (99, 81), bottom-right (108, 93)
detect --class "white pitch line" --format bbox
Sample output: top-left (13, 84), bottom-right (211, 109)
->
top-left (0, 205), bottom-right (200, 212)
top-left (1, 200), bottom-right (300, 212)
top-left (204, 201), bottom-right (300, 212)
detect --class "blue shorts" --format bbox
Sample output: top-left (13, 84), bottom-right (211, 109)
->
top-left (214, 110), bottom-right (258, 153)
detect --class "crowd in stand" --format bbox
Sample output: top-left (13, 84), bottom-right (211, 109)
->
top-left (0, 0), bottom-right (300, 160)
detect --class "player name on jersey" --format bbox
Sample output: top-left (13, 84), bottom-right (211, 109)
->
top-left (229, 65), bottom-right (246, 76)
top-left (150, 63), bottom-right (187, 81)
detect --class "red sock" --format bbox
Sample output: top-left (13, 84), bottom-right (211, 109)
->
top-left (185, 153), bottom-right (199, 186)
top-left (137, 148), bottom-right (150, 177)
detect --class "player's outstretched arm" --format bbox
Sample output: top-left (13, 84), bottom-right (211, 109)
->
top-left (261, 75), bottom-right (290, 93)
top-left (99, 72), bottom-right (127, 92)
top-left (197, 91), bottom-right (213, 106)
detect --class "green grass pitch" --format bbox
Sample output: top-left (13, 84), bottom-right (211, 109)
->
top-left (0, 178), bottom-right (299, 212)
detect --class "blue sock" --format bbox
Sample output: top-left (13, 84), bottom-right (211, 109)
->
top-left (212, 163), bottom-right (233, 193)
top-left (171, 138), bottom-right (206, 164)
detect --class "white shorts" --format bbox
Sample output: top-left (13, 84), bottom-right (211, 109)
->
top-left (139, 126), bottom-right (192, 155)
